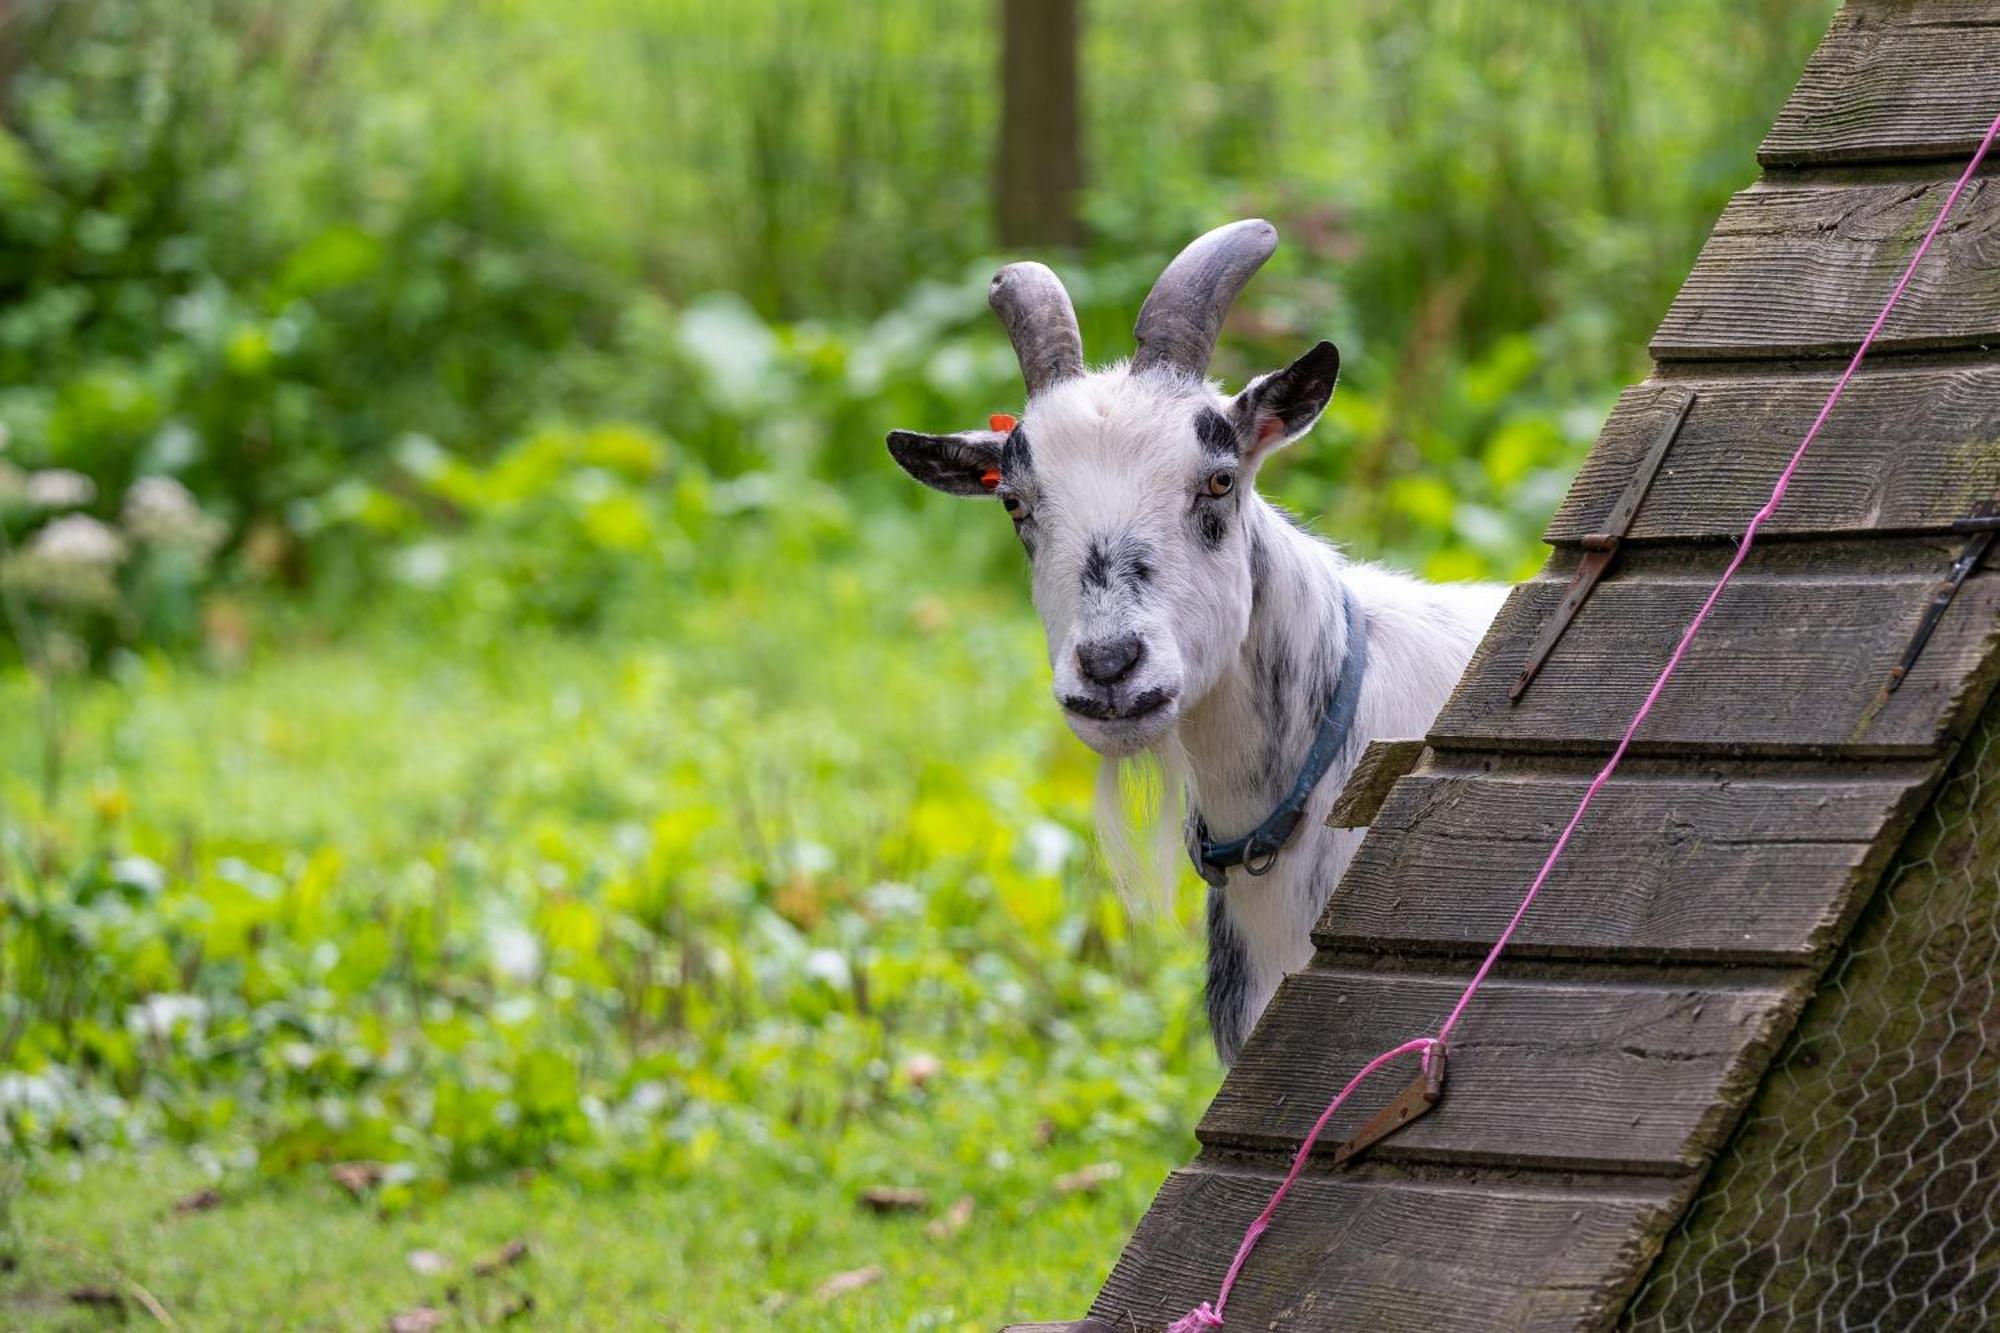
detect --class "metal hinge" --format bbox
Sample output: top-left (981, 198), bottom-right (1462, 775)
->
top-left (1510, 390), bottom-right (1697, 704)
top-left (1330, 1048), bottom-right (1447, 1165)
top-left (1885, 500), bottom-right (2000, 693)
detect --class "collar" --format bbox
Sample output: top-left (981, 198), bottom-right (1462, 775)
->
top-left (1187, 589), bottom-right (1368, 889)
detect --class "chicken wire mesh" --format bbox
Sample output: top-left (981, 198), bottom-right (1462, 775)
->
top-left (1623, 695), bottom-right (2000, 1330)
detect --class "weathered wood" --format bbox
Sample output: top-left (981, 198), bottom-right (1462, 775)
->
top-left (1093, 1164), bottom-right (1680, 1332)
top-left (1318, 763), bottom-right (1939, 963)
top-left (999, 1324), bottom-right (1109, 1332)
top-left (1327, 738), bottom-right (1428, 828)
top-left (1546, 370), bottom-right (2000, 545)
top-left (1651, 178), bottom-right (2000, 362)
top-left (1433, 560), bottom-right (2000, 758)
top-left (1198, 970), bottom-right (1799, 1173)
top-left (1761, 1), bottom-right (2000, 167)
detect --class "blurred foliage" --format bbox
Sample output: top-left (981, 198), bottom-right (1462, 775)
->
top-left (0, 505), bottom-right (1210, 1191)
top-left (0, 0), bottom-right (1841, 1323)
top-left (0, 0), bottom-right (1838, 634)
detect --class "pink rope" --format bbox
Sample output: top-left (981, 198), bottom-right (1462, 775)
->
top-left (1169, 108), bottom-right (2000, 1333)
top-left (1165, 1039), bottom-right (1437, 1332)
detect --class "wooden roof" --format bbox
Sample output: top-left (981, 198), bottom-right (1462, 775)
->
top-left (1011, 3), bottom-right (2000, 1328)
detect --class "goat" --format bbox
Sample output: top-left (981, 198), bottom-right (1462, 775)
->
top-left (888, 220), bottom-right (1506, 1064)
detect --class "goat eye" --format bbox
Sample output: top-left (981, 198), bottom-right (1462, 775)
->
top-left (1001, 493), bottom-right (1029, 521)
top-left (1203, 469), bottom-right (1236, 498)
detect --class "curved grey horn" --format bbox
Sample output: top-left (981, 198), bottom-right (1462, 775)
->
top-left (1131, 218), bottom-right (1278, 378)
top-left (988, 261), bottom-right (1084, 397)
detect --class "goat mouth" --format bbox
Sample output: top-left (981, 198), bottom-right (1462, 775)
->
top-left (1062, 688), bottom-right (1176, 724)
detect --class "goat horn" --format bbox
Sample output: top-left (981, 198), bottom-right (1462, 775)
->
top-left (1131, 218), bottom-right (1278, 378)
top-left (988, 261), bottom-right (1084, 397)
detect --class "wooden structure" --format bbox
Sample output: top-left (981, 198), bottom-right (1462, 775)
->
top-left (1010, 3), bottom-right (2000, 1328)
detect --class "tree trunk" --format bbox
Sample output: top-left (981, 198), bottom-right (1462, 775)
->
top-left (996, 0), bottom-right (1083, 248)
top-left (0, 1), bottom-right (23, 124)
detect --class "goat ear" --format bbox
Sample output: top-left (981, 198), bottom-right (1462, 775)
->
top-left (1230, 340), bottom-right (1340, 456)
top-left (886, 428), bottom-right (1007, 497)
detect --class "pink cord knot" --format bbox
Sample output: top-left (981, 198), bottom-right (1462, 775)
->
top-left (1166, 1302), bottom-right (1225, 1332)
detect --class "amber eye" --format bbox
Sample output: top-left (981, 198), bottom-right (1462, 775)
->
top-left (1204, 470), bottom-right (1236, 498)
top-left (1001, 492), bottom-right (1029, 521)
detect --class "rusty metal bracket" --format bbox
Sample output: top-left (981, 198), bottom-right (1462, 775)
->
top-left (1331, 1049), bottom-right (1446, 1165)
top-left (1510, 389), bottom-right (1697, 704)
top-left (1885, 500), bottom-right (2000, 693)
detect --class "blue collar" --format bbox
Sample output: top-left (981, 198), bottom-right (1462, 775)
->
top-left (1188, 590), bottom-right (1368, 889)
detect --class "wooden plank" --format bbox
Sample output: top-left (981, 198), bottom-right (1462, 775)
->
top-left (1761, 1), bottom-right (2000, 167)
top-left (1650, 178), bottom-right (2000, 361)
top-left (1198, 970), bottom-right (1798, 1173)
top-left (1327, 738), bottom-right (1428, 828)
top-left (1546, 370), bottom-right (2000, 545)
top-left (1431, 562), bottom-right (2000, 758)
top-left (1093, 1164), bottom-right (1679, 1332)
top-left (1317, 764), bottom-right (1937, 963)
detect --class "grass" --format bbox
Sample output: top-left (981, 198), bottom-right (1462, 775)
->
top-left (3, 1141), bottom-right (1167, 1330)
top-left (0, 538), bottom-right (1218, 1329)
top-left (4, 1138), bottom-right (1173, 1332)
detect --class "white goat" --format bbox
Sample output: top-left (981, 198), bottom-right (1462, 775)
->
top-left (889, 220), bottom-right (1505, 1063)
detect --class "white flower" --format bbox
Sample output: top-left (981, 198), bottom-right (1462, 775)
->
top-left (1025, 820), bottom-right (1080, 876)
top-left (489, 925), bottom-right (543, 983)
top-left (862, 880), bottom-right (922, 919)
top-left (123, 475), bottom-right (225, 555)
top-left (626, 1080), bottom-right (670, 1115)
top-left (0, 1070), bottom-right (69, 1116)
top-left (804, 948), bottom-right (851, 990)
top-left (28, 514), bottom-right (127, 566)
top-left (394, 542), bottom-right (451, 589)
top-left (789, 840), bottom-right (834, 875)
top-left (121, 476), bottom-right (201, 535)
top-left (24, 469), bottom-right (96, 509)
top-left (126, 993), bottom-right (207, 1041)
top-left (110, 855), bottom-right (167, 896)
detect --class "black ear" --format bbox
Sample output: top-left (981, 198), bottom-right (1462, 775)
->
top-left (886, 428), bottom-right (1007, 497)
top-left (1230, 341), bottom-right (1340, 455)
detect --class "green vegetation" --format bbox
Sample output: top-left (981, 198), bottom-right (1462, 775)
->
top-left (0, 1), bottom-right (1837, 1327)
top-left (9, 1148), bottom-right (1172, 1330)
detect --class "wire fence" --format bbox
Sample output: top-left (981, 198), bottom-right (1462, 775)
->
top-left (1624, 697), bottom-right (2000, 1330)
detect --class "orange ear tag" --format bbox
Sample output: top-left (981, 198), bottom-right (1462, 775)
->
top-left (984, 415), bottom-right (1014, 491)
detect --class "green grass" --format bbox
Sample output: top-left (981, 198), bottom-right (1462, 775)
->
top-left (3, 1142), bottom-right (1165, 1330)
top-left (0, 536), bottom-right (1218, 1328)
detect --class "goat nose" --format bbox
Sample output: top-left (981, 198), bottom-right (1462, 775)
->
top-left (1077, 634), bottom-right (1144, 685)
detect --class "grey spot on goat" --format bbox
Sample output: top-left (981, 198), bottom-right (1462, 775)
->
top-left (1205, 887), bottom-right (1251, 1065)
top-left (1081, 542), bottom-right (1112, 590)
top-left (1002, 428), bottom-right (1034, 479)
top-left (1195, 408), bottom-right (1239, 460)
